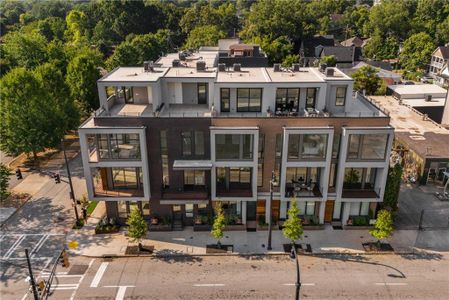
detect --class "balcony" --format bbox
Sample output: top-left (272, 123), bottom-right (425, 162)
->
top-left (216, 183), bottom-right (252, 198)
top-left (342, 188), bottom-right (379, 199)
top-left (285, 182), bottom-right (322, 198)
top-left (161, 186), bottom-right (209, 200)
top-left (94, 181), bottom-right (144, 197)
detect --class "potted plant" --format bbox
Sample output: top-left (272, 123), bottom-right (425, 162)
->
top-left (126, 207), bottom-right (148, 253)
top-left (367, 209), bottom-right (394, 251)
top-left (282, 199), bottom-right (304, 253)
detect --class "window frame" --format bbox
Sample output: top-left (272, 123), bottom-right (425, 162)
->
top-left (220, 88), bottom-right (230, 112)
top-left (335, 86), bottom-right (347, 106)
top-left (275, 88), bottom-right (300, 112)
top-left (306, 88), bottom-right (317, 109)
top-left (346, 134), bottom-right (389, 161)
top-left (181, 131), bottom-right (205, 157)
top-left (237, 88), bottom-right (262, 112)
top-left (287, 133), bottom-right (328, 161)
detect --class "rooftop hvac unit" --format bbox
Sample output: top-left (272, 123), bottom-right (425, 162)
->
top-left (292, 63), bottom-right (300, 72)
top-left (320, 63), bottom-right (327, 73)
top-left (425, 94), bottom-right (432, 102)
top-left (325, 67), bottom-right (334, 77)
top-left (218, 63), bottom-right (226, 72)
top-left (273, 63), bottom-right (281, 72)
top-left (233, 63), bottom-right (241, 72)
top-left (179, 52), bottom-right (187, 61)
top-left (143, 61), bottom-right (154, 72)
top-left (172, 59), bottom-right (180, 67)
top-left (196, 60), bottom-right (206, 71)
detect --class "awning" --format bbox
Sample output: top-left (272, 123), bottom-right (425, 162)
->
top-left (173, 160), bottom-right (213, 170)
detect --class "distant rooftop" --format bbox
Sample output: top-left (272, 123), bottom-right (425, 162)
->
top-left (388, 84), bottom-right (447, 96)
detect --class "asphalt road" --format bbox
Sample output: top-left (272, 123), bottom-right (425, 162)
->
top-left (14, 253), bottom-right (446, 300)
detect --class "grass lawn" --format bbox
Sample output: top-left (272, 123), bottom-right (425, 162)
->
top-left (86, 201), bottom-right (98, 216)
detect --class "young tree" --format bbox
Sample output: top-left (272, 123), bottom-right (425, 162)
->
top-left (0, 164), bottom-right (12, 201)
top-left (320, 55), bottom-right (337, 67)
top-left (369, 209), bottom-right (394, 248)
top-left (399, 33), bottom-right (435, 78)
top-left (0, 68), bottom-right (66, 161)
top-left (211, 201), bottom-right (225, 246)
top-left (352, 65), bottom-right (382, 95)
top-left (127, 206), bottom-right (148, 251)
top-left (382, 163), bottom-right (403, 211)
top-left (282, 199), bottom-right (303, 247)
top-left (184, 25), bottom-right (225, 50)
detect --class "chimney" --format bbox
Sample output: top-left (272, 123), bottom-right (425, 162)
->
top-left (172, 59), bottom-right (180, 67)
top-left (144, 61), bottom-right (154, 72)
top-left (233, 63), bottom-right (241, 72)
top-left (292, 63), bottom-right (300, 72)
top-left (273, 63), bottom-right (281, 72)
top-left (218, 63), bottom-right (226, 72)
top-left (196, 60), bottom-right (206, 71)
top-left (325, 67), bottom-right (334, 77)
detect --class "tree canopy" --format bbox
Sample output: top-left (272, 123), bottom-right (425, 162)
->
top-left (400, 32), bottom-right (435, 79)
top-left (352, 65), bottom-right (382, 96)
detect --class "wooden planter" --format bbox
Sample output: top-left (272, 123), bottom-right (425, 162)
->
top-left (149, 224), bottom-right (172, 231)
top-left (257, 224), bottom-right (279, 231)
top-left (206, 244), bottom-right (234, 253)
top-left (224, 224), bottom-right (246, 231)
top-left (303, 225), bottom-right (325, 230)
top-left (343, 225), bottom-right (374, 230)
top-left (193, 224), bottom-right (212, 231)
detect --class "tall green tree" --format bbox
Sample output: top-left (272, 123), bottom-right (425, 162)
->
top-left (363, 33), bottom-right (399, 60)
top-left (382, 163), bottom-right (403, 211)
top-left (399, 32), bottom-right (435, 78)
top-left (352, 66), bottom-right (382, 96)
top-left (184, 25), bottom-right (225, 50)
top-left (211, 202), bottom-right (226, 246)
top-left (127, 206), bottom-right (148, 251)
top-left (66, 49), bottom-right (102, 114)
top-left (0, 164), bottom-right (12, 201)
top-left (436, 16), bottom-right (449, 46)
top-left (370, 209), bottom-right (394, 248)
top-left (282, 199), bottom-right (303, 246)
top-left (250, 35), bottom-right (293, 65)
top-left (65, 9), bottom-right (88, 45)
top-left (0, 68), bottom-right (66, 160)
top-left (320, 55), bottom-right (337, 67)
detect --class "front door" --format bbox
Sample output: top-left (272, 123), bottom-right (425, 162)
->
top-left (324, 201), bottom-right (334, 223)
top-left (247, 201), bottom-right (257, 221)
top-left (173, 205), bottom-right (183, 221)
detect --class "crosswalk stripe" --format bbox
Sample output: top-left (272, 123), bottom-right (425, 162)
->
top-left (3, 235), bottom-right (25, 259)
top-left (31, 235), bottom-right (48, 257)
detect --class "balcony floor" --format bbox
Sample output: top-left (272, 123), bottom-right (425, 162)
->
top-left (342, 190), bottom-right (378, 199)
top-left (94, 182), bottom-right (144, 197)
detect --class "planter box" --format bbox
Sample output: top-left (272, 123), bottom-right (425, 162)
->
top-left (343, 225), bottom-right (374, 230)
top-left (283, 243), bottom-right (312, 254)
top-left (206, 244), bottom-right (233, 253)
top-left (149, 224), bottom-right (172, 231)
top-left (303, 225), bottom-right (325, 230)
top-left (95, 225), bottom-right (120, 234)
top-left (193, 224), bottom-right (212, 232)
top-left (257, 224), bottom-right (279, 231)
top-left (125, 245), bottom-right (154, 255)
top-left (224, 224), bottom-right (246, 231)
top-left (362, 242), bottom-right (394, 252)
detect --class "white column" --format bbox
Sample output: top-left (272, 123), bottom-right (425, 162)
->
top-left (280, 201), bottom-right (287, 219)
top-left (241, 201), bottom-right (247, 225)
top-left (342, 202), bottom-right (350, 225)
top-left (318, 201), bottom-right (326, 224)
top-left (79, 130), bottom-right (95, 200)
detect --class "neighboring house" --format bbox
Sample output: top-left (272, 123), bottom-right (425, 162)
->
top-left (435, 63), bottom-right (449, 87)
top-left (212, 38), bottom-right (268, 67)
top-left (299, 35), bottom-right (335, 66)
top-left (387, 84), bottom-right (448, 124)
top-left (342, 61), bottom-right (401, 85)
top-left (340, 37), bottom-right (364, 48)
top-left (316, 46), bottom-right (361, 68)
top-left (78, 48), bottom-right (393, 231)
top-left (429, 44), bottom-right (449, 85)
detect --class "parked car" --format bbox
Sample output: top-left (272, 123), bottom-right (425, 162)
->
top-left (420, 76), bottom-right (433, 83)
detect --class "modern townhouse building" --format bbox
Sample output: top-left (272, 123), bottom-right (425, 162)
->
top-left (79, 50), bottom-right (394, 231)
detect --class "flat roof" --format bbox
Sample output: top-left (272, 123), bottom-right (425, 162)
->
top-left (216, 68), bottom-right (270, 83)
top-left (370, 95), bottom-right (449, 159)
top-left (157, 51), bottom-right (218, 68)
top-left (99, 67), bottom-right (168, 83)
top-left (402, 98), bottom-right (446, 107)
top-left (165, 67), bottom-right (217, 78)
top-left (266, 68), bottom-right (325, 82)
top-left (388, 84), bottom-right (447, 96)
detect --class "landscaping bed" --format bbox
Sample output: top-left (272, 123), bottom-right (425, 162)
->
top-left (193, 224), bottom-right (211, 231)
top-left (95, 224), bottom-right (120, 234)
top-left (283, 243), bottom-right (312, 254)
top-left (206, 244), bottom-right (234, 254)
top-left (224, 224), bottom-right (246, 231)
top-left (125, 244), bottom-right (154, 255)
top-left (362, 242), bottom-right (394, 252)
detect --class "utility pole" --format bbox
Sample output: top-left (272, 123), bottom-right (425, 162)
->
top-left (25, 249), bottom-right (39, 300)
top-left (267, 171), bottom-right (276, 250)
top-left (61, 139), bottom-right (79, 221)
top-left (290, 246), bottom-right (301, 300)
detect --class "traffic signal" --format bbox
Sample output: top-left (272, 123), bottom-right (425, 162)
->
top-left (54, 173), bottom-right (61, 184)
top-left (15, 168), bottom-right (22, 180)
top-left (60, 250), bottom-right (69, 268)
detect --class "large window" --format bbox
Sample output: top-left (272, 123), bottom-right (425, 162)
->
top-left (237, 88), bottom-right (262, 112)
top-left (182, 131), bottom-right (205, 157)
top-left (275, 88), bottom-right (300, 112)
top-left (197, 83), bottom-right (207, 104)
top-left (97, 134), bottom-right (140, 160)
top-left (288, 134), bottom-right (328, 160)
top-left (216, 134), bottom-right (253, 160)
top-left (160, 130), bottom-right (169, 187)
top-left (274, 134), bottom-right (282, 187)
top-left (332, 134), bottom-right (340, 158)
top-left (111, 167), bottom-right (142, 190)
top-left (184, 170), bottom-right (205, 189)
top-left (220, 88), bottom-right (230, 112)
top-left (347, 134), bottom-right (389, 160)
top-left (335, 86), bottom-right (346, 106)
top-left (258, 133), bottom-right (264, 187)
top-left (343, 168), bottom-right (376, 190)
top-left (216, 167), bottom-right (252, 195)
top-left (306, 88), bottom-right (317, 109)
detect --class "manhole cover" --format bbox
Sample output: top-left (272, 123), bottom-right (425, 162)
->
top-left (68, 264), bottom-right (88, 275)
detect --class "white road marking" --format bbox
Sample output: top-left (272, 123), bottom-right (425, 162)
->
top-left (104, 286), bottom-right (136, 300)
top-left (90, 262), bottom-right (109, 288)
top-left (375, 282), bottom-right (408, 286)
top-left (0, 257), bottom-right (52, 260)
top-left (283, 283), bottom-right (315, 286)
top-left (3, 234), bottom-right (25, 259)
top-left (31, 234), bottom-right (49, 257)
top-left (40, 274), bottom-right (83, 278)
top-left (52, 287), bottom-right (78, 290)
top-left (70, 259), bottom-right (95, 300)
top-left (193, 284), bottom-right (226, 287)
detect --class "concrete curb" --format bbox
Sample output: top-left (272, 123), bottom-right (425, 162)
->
top-left (6, 153), bottom-right (26, 169)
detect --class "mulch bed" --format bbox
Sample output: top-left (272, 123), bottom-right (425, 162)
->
top-left (206, 244), bottom-right (234, 253)
top-left (283, 243), bottom-right (312, 254)
top-left (0, 193), bottom-right (31, 209)
top-left (362, 242), bottom-right (394, 252)
top-left (125, 245), bottom-right (154, 255)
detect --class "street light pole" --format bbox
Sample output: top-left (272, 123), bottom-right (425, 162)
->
top-left (61, 139), bottom-right (79, 221)
top-left (25, 249), bottom-right (39, 300)
top-left (267, 171), bottom-right (275, 250)
top-left (291, 246), bottom-right (301, 300)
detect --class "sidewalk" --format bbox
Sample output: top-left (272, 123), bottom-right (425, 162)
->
top-left (67, 204), bottom-right (447, 257)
